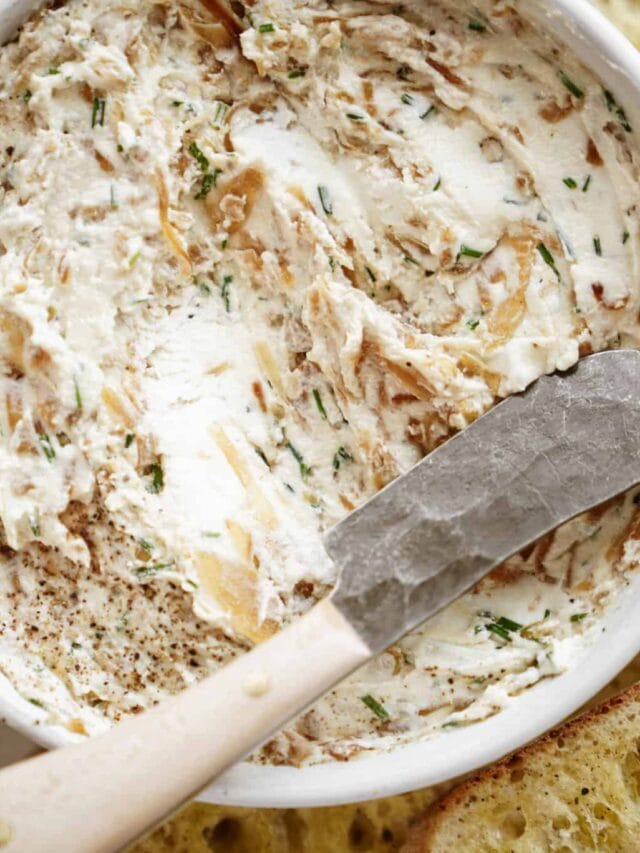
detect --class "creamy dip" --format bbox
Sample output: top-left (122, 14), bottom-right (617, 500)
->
top-left (0, 0), bottom-right (639, 765)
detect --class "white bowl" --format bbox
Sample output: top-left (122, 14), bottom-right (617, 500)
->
top-left (1, 0), bottom-right (640, 808)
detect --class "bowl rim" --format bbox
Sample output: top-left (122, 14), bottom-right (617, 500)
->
top-left (1, 0), bottom-right (640, 808)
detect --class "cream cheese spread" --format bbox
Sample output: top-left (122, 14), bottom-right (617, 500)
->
top-left (0, 0), bottom-right (640, 764)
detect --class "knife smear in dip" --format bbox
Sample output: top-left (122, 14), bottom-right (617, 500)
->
top-left (0, 0), bottom-right (639, 764)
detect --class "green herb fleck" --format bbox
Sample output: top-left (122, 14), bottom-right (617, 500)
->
top-left (288, 69), bottom-right (306, 79)
top-left (361, 694), bottom-right (389, 721)
top-left (138, 538), bottom-right (153, 552)
top-left (582, 175), bottom-right (591, 192)
top-left (404, 253), bottom-right (419, 265)
top-left (466, 318), bottom-right (480, 331)
top-left (195, 279), bottom-right (212, 297)
top-left (318, 184), bottom-right (333, 216)
top-left (91, 96), bottom-right (106, 128)
top-left (29, 512), bottom-right (41, 537)
top-left (133, 562), bottom-right (173, 577)
top-left (71, 642), bottom-right (82, 650)
top-left (401, 93), bottom-right (415, 105)
top-left (544, 608), bottom-right (551, 619)
top-left (537, 242), bottom-right (560, 278)
top-left (39, 433), bottom-right (56, 462)
top-left (213, 102), bottom-right (229, 127)
top-left (485, 622), bottom-right (512, 642)
top-left (221, 274), bottom-right (232, 312)
top-left (563, 177), bottom-right (578, 189)
top-left (420, 105), bottom-right (436, 120)
top-left (287, 441), bottom-right (311, 479)
top-left (29, 698), bottom-right (45, 708)
top-left (117, 143), bottom-right (124, 153)
top-left (259, 22), bottom-right (275, 33)
top-left (558, 70), bottom-right (584, 99)
top-left (571, 612), bottom-right (589, 622)
top-left (129, 251), bottom-right (141, 268)
top-left (172, 100), bottom-right (184, 107)
top-left (604, 89), bottom-right (632, 132)
top-left (73, 376), bottom-right (83, 411)
top-left (593, 235), bottom-right (602, 256)
top-left (365, 266), bottom-right (377, 283)
top-left (623, 230), bottom-right (630, 245)
top-left (346, 112), bottom-right (365, 121)
top-left (433, 177), bottom-right (442, 191)
top-left (201, 531), bottom-right (221, 538)
top-left (189, 141), bottom-right (209, 173)
top-left (459, 245), bottom-right (484, 259)
top-left (468, 18), bottom-right (486, 32)
top-left (255, 446), bottom-right (271, 468)
top-left (145, 463), bottom-right (164, 494)
top-left (125, 433), bottom-right (135, 448)
top-left (333, 446), bottom-right (354, 470)
top-left (47, 67), bottom-right (61, 76)
top-left (22, 89), bottom-right (32, 103)
top-left (195, 169), bottom-right (220, 200)
top-left (496, 616), bottom-right (522, 632)
top-left (110, 184), bottom-right (118, 209)
top-left (312, 389), bottom-right (328, 420)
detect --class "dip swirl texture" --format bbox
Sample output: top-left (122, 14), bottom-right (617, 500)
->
top-left (0, 0), bottom-right (639, 764)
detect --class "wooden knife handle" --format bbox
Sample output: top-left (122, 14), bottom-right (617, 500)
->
top-left (0, 598), bottom-right (370, 853)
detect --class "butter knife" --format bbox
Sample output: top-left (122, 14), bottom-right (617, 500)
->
top-left (2, 349), bottom-right (640, 853)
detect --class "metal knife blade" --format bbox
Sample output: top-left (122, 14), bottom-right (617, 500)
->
top-left (325, 349), bottom-right (640, 653)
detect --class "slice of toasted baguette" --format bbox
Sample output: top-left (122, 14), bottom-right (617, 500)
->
top-left (402, 682), bottom-right (640, 853)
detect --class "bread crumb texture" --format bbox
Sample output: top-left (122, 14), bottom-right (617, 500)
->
top-left (404, 682), bottom-right (640, 852)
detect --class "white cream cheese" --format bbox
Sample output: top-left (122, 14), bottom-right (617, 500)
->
top-left (0, 0), bottom-right (639, 763)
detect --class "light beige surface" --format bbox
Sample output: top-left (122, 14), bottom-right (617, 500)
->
top-left (131, 2), bottom-right (640, 850)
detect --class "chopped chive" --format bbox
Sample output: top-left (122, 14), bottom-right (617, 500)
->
top-left (202, 531), bottom-right (221, 538)
top-left (287, 441), bottom-right (311, 478)
top-left (195, 279), bottom-right (212, 297)
top-left (420, 105), bottom-right (436, 120)
top-left (254, 446), bottom-right (271, 468)
top-left (604, 89), bottom-right (632, 132)
top-left (138, 539), bottom-right (153, 552)
top-left (361, 694), bottom-right (390, 721)
top-left (544, 608), bottom-right (551, 619)
top-left (213, 102), bottom-right (229, 128)
top-left (189, 141), bottom-right (209, 173)
top-left (47, 67), bottom-right (61, 75)
top-left (73, 377), bottom-right (83, 411)
top-left (365, 266), bottom-right (377, 283)
top-left (558, 70), bottom-right (584, 99)
top-left (195, 169), bottom-right (220, 200)
top-left (172, 100), bottom-right (184, 107)
top-left (496, 616), bottom-right (522, 632)
top-left (459, 245), bottom-right (484, 259)
top-left (466, 318), bottom-right (480, 330)
top-left (128, 251), bottom-right (141, 268)
top-left (433, 176), bottom-right (441, 191)
top-left (468, 18), bottom-right (487, 32)
top-left (71, 641), bottom-right (82, 650)
top-left (623, 230), bottom-right (630, 245)
top-left (485, 622), bottom-right (511, 642)
top-left (318, 185), bottom-right (333, 216)
top-left (537, 242), bottom-right (559, 278)
top-left (582, 175), bottom-right (591, 192)
top-left (117, 143), bottom-right (124, 153)
top-left (333, 446), bottom-right (354, 470)
top-left (312, 389), bottom-right (328, 420)
top-left (38, 433), bottom-right (56, 461)
top-left (133, 562), bottom-right (173, 577)
top-left (91, 97), bottom-right (106, 128)
top-left (145, 463), bottom-right (164, 494)
top-left (29, 698), bottom-right (45, 708)
top-left (288, 69), bottom-right (306, 79)
top-left (404, 253), bottom-right (419, 265)
top-left (571, 612), bottom-right (589, 622)
top-left (110, 184), bottom-right (118, 209)
top-left (221, 274), bottom-right (232, 311)
top-left (23, 89), bottom-right (32, 102)
top-left (346, 112), bottom-right (365, 121)
top-left (125, 433), bottom-right (135, 448)
top-left (258, 22), bottom-right (275, 33)
top-left (563, 177), bottom-right (578, 189)
top-left (593, 236), bottom-right (602, 256)
top-left (401, 93), bottom-right (415, 105)
top-left (29, 512), bottom-right (40, 537)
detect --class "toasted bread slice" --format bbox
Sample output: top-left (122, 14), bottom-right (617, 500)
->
top-left (403, 682), bottom-right (640, 853)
